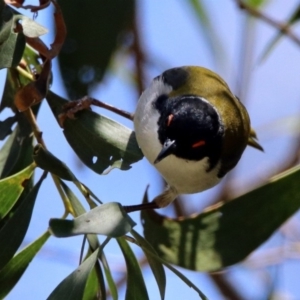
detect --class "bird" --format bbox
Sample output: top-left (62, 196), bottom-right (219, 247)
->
top-left (130, 66), bottom-right (263, 212)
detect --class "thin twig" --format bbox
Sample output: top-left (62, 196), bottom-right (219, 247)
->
top-left (234, 0), bottom-right (300, 46)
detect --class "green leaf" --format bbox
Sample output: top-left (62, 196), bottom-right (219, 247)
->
top-left (142, 165), bottom-right (300, 272)
top-left (60, 181), bottom-right (113, 299)
top-left (0, 5), bottom-right (26, 69)
top-left (19, 16), bottom-right (48, 38)
top-left (49, 202), bottom-right (136, 237)
top-left (0, 116), bottom-right (16, 140)
top-left (56, 0), bottom-right (135, 97)
top-left (117, 237), bottom-right (149, 300)
top-left (33, 144), bottom-right (77, 181)
top-left (46, 91), bottom-right (143, 174)
top-left (132, 230), bottom-right (166, 300)
top-left (0, 69), bottom-right (18, 111)
top-left (82, 267), bottom-right (100, 300)
top-left (0, 163), bottom-right (35, 219)
top-left (0, 114), bottom-right (34, 178)
top-left (245, 0), bottom-right (267, 7)
top-left (0, 176), bottom-right (43, 270)
top-left (47, 248), bottom-right (99, 300)
top-left (0, 231), bottom-right (50, 299)
top-left (100, 251), bottom-right (118, 300)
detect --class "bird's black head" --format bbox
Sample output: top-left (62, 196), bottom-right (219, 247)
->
top-left (153, 94), bottom-right (224, 169)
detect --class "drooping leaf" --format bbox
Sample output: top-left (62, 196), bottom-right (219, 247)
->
top-left (19, 15), bottom-right (48, 38)
top-left (0, 68), bottom-right (19, 111)
top-left (33, 144), bottom-right (76, 181)
top-left (0, 176), bottom-right (44, 270)
top-left (47, 248), bottom-right (99, 300)
top-left (0, 115), bottom-right (16, 140)
top-left (46, 91), bottom-right (143, 174)
top-left (100, 250), bottom-right (118, 300)
top-left (142, 165), bottom-right (300, 272)
top-left (0, 231), bottom-right (50, 299)
top-left (0, 163), bottom-right (35, 219)
top-left (0, 113), bottom-right (34, 179)
top-left (0, 5), bottom-right (25, 69)
top-left (49, 202), bottom-right (136, 238)
top-left (117, 237), bottom-right (149, 300)
top-left (56, 0), bottom-right (135, 97)
top-left (82, 267), bottom-right (100, 300)
top-left (132, 230), bottom-right (166, 300)
top-left (59, 181), bottom-right (111, 299)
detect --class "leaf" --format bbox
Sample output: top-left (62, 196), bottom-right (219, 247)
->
top-left (245, 0), bottom-right (266, 7)
top-left (0, 231), bottom-right (50, 299)
top-left (46, 91), bottom-right (143, 174)
top-left (19, 15), bottom-right (48, 38)
top-left (0, 68), bottom-right (19, 111)
top-left (56, 0), bottom-right (134, 97)
top-left (82, 267), bottom-right (100, 300)
top-left (0, 5), bottom-right (26, 69)
top-left (132, 230), bottom-right (166, 300)
top-left (0, 115), bottom-right (16, 140)
top-left (0, 117), bottom-right (34, 179)
top-left (47, 248), bottom-right (99, 300)
top-left (49, 202), bottom-right (136, 238)
top-left (0, 163), bottom-right (35, 219)
top-left (100, 251), bottom-right (118, 300)
top-left (0, 176), bottom-right (44, 270)
top-left (142, 165), bottom-right (300, 272)
top-left (117, 237), bottom-right (149, 300)
top-left (33, 144), bottom-right (76, 181)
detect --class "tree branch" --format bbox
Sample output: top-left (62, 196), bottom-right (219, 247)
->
top-left (234, 0), bottom-right (300, 46)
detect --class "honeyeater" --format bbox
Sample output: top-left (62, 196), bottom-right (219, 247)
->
top-left (131, 66), bottom-right (263, 211)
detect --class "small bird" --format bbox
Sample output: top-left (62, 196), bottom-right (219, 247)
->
top-left (132, 66), bottom-right (263, 211)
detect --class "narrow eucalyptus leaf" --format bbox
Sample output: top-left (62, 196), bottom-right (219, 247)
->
top-left (46, 91), bottom-right (143, 174)
top-left (142, 165), bottom-right (300, 271)
top-left (49, 202), bottom-right (136, 237)
top-left (0, 231), bottom-right (50, 299)
top-left (0, 163), bottom-right (35, 219)
top-left (0, 178), bottom-right (43, 270)
top-left (19, 15), bottom-right (48, 37)
top-left (0, 116), bottom-right (16, 140)
top-left (117, 237), bottom-right (149, 300)
top-left (132, 230), bottom-right (166, 300)
top-left (33, 144), bottom-right (76, 181)
top-left (0, 6), bottom-right (25, 69)
top-left (56, 0), bottom-right (134, 97)
top-left (47, 248), bottom-right (99, 300)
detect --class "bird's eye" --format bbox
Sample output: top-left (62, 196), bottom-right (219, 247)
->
top-left (192, 140), bottom-right (206, 148)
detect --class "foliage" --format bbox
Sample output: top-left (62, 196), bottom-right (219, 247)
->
top-left (0, 0), bottom-right (300, 299)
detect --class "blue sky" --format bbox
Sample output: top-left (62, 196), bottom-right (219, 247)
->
top-left (2, 0), bottom-right (300, 299)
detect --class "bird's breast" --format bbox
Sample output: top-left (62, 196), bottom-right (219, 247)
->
top-left (155, 155), bottom-right (221, 194)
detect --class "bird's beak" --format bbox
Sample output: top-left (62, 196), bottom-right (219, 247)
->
top-left (154, 139), bottom-right (176, 164)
